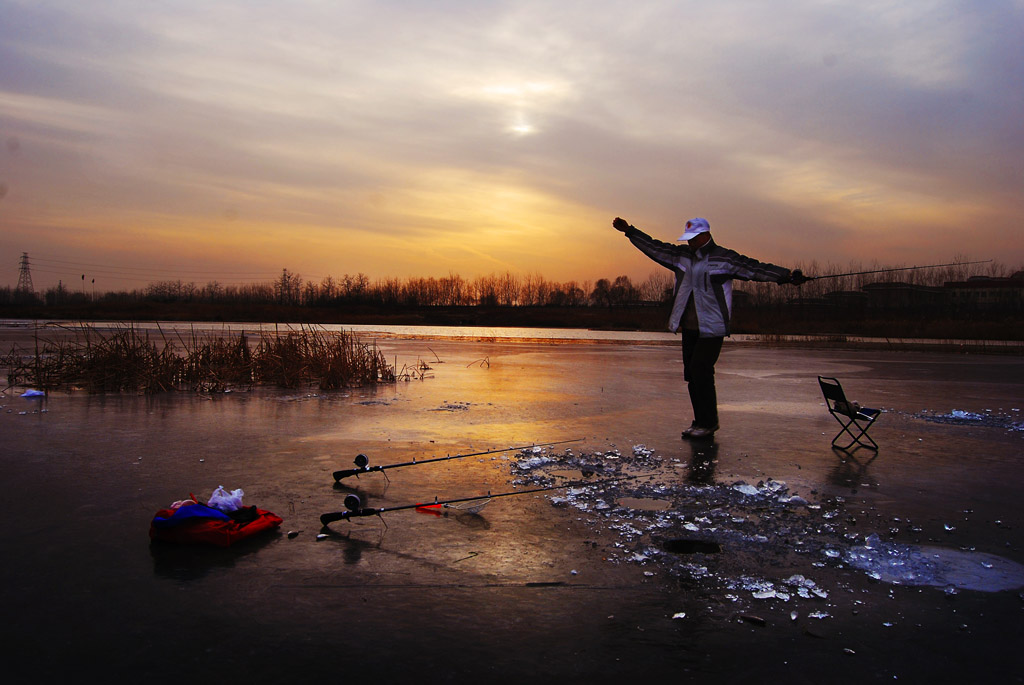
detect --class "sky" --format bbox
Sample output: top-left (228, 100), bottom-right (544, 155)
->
top-left (2, 0), bottom-right (1023, 292)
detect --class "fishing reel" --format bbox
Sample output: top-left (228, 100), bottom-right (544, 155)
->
top-left (319, 493), bottom-right (375, 525)
top-left (332, 454), bottom-right (374, 482)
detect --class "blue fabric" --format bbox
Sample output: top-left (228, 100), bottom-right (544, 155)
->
top-left (152, 503), bottom-right (232, 529)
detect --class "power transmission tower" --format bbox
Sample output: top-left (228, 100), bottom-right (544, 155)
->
top-left (16, 252), bottom-right (34, 294)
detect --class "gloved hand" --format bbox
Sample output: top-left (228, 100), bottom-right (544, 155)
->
top-left (788, 269), bottom-right (808, 286)
top-left (612, 217), bottom-right (631, 232)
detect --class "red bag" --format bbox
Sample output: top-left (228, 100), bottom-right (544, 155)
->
top-left (149, 499), bottom-right (283, 547)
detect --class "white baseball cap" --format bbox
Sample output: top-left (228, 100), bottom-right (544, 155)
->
top-left (678, 217), bottom-right (710, 241)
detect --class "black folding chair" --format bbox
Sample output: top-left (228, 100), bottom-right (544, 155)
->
top-left (818, 376), bottom-right (881, 450)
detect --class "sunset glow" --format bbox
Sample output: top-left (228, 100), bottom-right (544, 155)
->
top-left (1, 1), bottom-right (1022, 291)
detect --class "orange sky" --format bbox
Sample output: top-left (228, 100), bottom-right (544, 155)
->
top-left (2, 1), bottom-right (1022, 292)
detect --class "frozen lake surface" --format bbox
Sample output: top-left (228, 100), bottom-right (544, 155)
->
top-left (2, 329), bottom-right (1023, 682)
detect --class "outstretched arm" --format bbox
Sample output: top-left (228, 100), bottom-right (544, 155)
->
top-left (720, 249), bottom-right (807, 286)
top-left (611, 217), bottom-right (682, 270)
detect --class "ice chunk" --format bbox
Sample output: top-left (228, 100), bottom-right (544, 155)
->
top-left (518, 456), bottom-right (554, 469)
top-left (785, 574), bottom-right (815, 588)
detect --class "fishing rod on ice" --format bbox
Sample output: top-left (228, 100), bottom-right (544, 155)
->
top-left (331, 438), bottom-right (584, 482)
top-left (320, 474), bottom-right (642, 527)
top-left (800, 259), bottom-right (992, 282)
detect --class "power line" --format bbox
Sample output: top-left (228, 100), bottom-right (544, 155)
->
top-left (29, 256), bottom-right (283, 278)
top-left (28, 267), bottom-right (275, 286)
top-left (20, 254), bottom-right (332, 288)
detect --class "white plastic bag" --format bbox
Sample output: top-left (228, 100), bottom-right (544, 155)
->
top-left (208, 485), bottom-right (244, 512)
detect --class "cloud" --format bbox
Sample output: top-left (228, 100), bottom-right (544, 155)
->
top-left (1, 0), bottom-right (1022, 290)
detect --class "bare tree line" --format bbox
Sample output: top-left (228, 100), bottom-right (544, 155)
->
top-left (2, 258), bottom-right (1016, 310)
top-left (4, 269), bottom-right (677, 308)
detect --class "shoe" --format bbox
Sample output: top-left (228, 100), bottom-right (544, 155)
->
top-left (681, 422), bottom-right (698, 439)
top-left (686, 424), bottom-right (719, 439)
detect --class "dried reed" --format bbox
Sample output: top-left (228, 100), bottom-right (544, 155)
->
top-left (1, 324), bottom-right (398, 394)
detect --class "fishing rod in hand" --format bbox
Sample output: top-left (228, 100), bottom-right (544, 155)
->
top-left (331, 438), bottom-right (584, 482)
top-left (320, 473), bottom-right (643, 527)
top-left (802, 259), bottom-right (992, 282)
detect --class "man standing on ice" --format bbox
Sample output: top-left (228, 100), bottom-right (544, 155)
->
top-left (612, 216), bottom-right (806, 438)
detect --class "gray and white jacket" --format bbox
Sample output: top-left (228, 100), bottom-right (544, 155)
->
top-left (623, 225), bottom-right (792, 337)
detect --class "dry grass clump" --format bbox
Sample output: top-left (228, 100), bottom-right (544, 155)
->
top-left (2, 324), bottom-right (397, 394)
top-left (251, 327), bottom-right (395, 390)
top-left (177, 331), bottom-right (256, 392)
top-left (4, 325), bottom-right (181, 393)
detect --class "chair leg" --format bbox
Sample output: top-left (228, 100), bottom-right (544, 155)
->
top-left (857, 430), bottom-right (879, 450)
top-left (830, 426), bottom-right (859, 450)
top-left (830, 420), bottom-right (878, 451)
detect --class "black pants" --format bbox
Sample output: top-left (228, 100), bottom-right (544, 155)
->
top-left (681, 329), bottom-right (724, 429)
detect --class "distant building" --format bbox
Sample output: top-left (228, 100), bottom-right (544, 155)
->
top-left (781, 297), bottom-right (834, 318)
top-left (862, 281), bottom-right (946, 311)
top-left (823, 290), bottom-right (869, 312)
top-left (737, 272), bottom-right (1024, 319)
top-left (944, 272), bottom-right (1024, 312)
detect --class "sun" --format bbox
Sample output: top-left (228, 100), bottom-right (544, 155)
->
top-left (508, 112), bottom-right (535, 136)
top-left (455, 80), bottom-right (567, 137)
